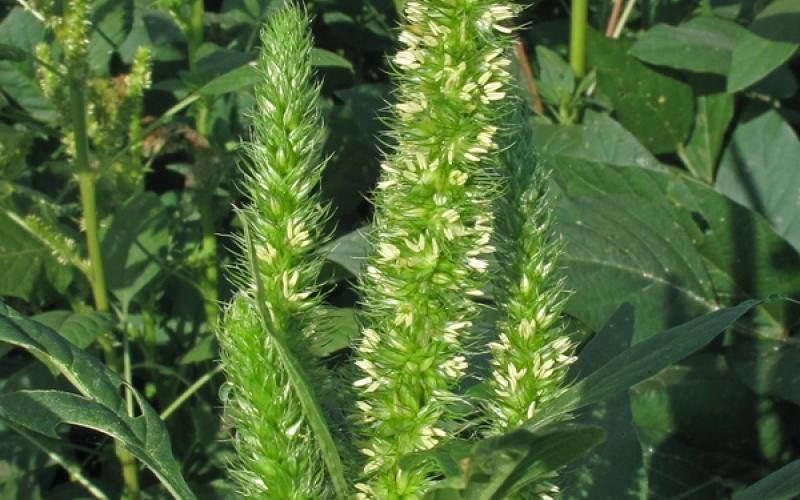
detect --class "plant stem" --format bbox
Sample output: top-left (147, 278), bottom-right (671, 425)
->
top-left (70, 78), bottom-right (140, 500)
top-left (612, 0), bottom-right (637, 38)
top-left (514, 40), bottom-right (544, 114)
top-left (160, 364), bottom-right (224, 421)
top-left (570, 0), bottom-right (588, 78)
top-left (186, 0), bottom-right (217, 331)
top-left (605, 0), bottom-right (624, 36)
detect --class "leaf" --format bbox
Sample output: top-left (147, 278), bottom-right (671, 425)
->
top-left (564, 304), bottom-right (647, 499)
top-left (88, 0), bottom-right (134, 74)
top-left (197, 63), bottom-right (259, 96)
top-left (549, 159), bottom-right (800, 340)
top-left (31, 310), bottom-right (110, 350)
top-left (101, 192), bottom-right (170, 311)
top-left (420, 425), bottom-right (606, 499)
top-left (735, 459), bottom-right (800, 500)
top-left (0, 301), bottom-right (195, 500)
top-left (535, 46), bottom-right (574, 107)
top-left (311, 48), bottom-right (353, 71)
top-left (587, 29), bottom-right (694, 154)
top-left (320, 226), bottom-right (369, 276)
top-left (311, 307), bottom-right (360, 357)
top-left (726, 337), bottom-right (800, 405)
top-left (678, 92), bottom-right (734, 183)
top-left (630, 15), bottom-right (747, 75)
top-left (715, 106), bottom-right (800, 253)
top-left (118, 9), bottom-right (183, 64)
top-left (727, 0), bottom-right (800, 92)
top-left (0, 9), bottom-right (56, 123)
top-left (531, 111), bottom-right (662, 171)
top-left (0, 211), bottom-right (72, 302)
top-left (525, 300), bottom-right (761, 432)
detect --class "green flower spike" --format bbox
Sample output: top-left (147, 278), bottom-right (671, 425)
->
top-left (487, 107), bottom-right (577, 433)
top-left (217, 5), bottom-right (342, 498)
top-left (352, 1), bottom-right (518, 497)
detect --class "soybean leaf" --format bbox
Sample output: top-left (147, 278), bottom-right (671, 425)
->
top-left (715, 106), bottom-right (800, 253)
top-left (550, 159), bottom-right (800, 340)
top-left (321, 226), bottom-right (369, 276)
top-left (531, 111), bottom-right (662, 171)
top-left (312, 307), bottom-right (360, 357)
top-left (630, 15), bottom-right (747, 75)
top-left (726, 337), bottom-right (800, 405)
top-left (31, 311), bottom-right (110, 350)
top-left (0, 302), bottom-right (195, 500)
top-left (197, 63), bottom-right (259, 96)
top-left (311, 48), bottom-right (353, 71)
top-left (101, 192), bottom-right (170, 312)
top-left (679, 92), bottom-right (734, 183)
top-left (727, 0), bottom-right (800, 92)
top-left (88, 0), bottom-right (134, 74)
top-left (525, 300), bottom-right (761, 432)
top-left (0, 8), bottom-right (56, 123)
top-left (587, 29), bottom-right (694, 154)
top-left (535, 46), bottom-right (574, 107)
top-left (119, 8), bottom-right (183, 63)
top-left (735, 459), bottom-right (800, 500)
top-left (0, 211), bottom-right (72, 303)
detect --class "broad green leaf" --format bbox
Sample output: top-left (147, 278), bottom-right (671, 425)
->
top-left (312, 307), bottom-right (360, 357)
top-left (715, 106), bottom-right (800, 253)
top-left (525, 300), bottom-right (760, 432)
top-left (88, 0), bottom-right (134, 74)
top-left (321, 226), bottom-right (369, 276)
top-left (735, 459), bottom-right (800, 500)
top-left (119, 9), bottom-right (183, 63)
top-left (727, 0), bottom-right (800, 92)
top-left (535, 46), bottom-right (574, 107)
top-left (0, 302), bottom-right (195, 499)
top-left (727, 337), bottom-right (800, 405)
top-left (323, 84), bottom-right (389, 222)
top-left (630, 15), bottom-right (747, 75)
top-left (587, 30), bottom-right (694, 154)
top-left (197, 63), bottom-right (259, 96)
top-left (0, 9), bottom-right (56, 123)
top-left (421, 425), bottom-right (606, 499)
top-left (31, 311), bottom-right (110, 350)
top-left (550, 159), bottom-right (800, 340)
top-left (679, 92), bottom-right (734, 183)
top-left (0, 211), bottom-right (72, 303)
top-left (311, 48), bottom-right (353, 71)
top-left (101, 192), bottom-right (170, 311)
top-left (631, 354), bottom-right (783, 461)
top-left (531, 111), bottom-right (662, 171)
top-left (564, 304), bottom-right (647, 500)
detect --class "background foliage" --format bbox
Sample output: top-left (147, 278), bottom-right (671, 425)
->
top-left (0, 0), bottom-right (797, 498)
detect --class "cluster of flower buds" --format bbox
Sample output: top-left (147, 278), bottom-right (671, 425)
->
top-left (217, 6), bottom-right (332, 498)
top-left (352, 1), bottom-right (519, 497)
top-left (488, 109), bottom-right (577, 433)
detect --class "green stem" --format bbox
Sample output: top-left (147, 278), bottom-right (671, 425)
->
top-left (186, 0), bottom-right (217, 331)
top-left (70, 78), bottom-right (140, 500)
top-left (569, 0), bottom-right (588, 78)
top-left (160, 364), bottom-right (224, 421)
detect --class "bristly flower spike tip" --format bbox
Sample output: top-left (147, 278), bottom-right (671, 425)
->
top-left (217, 5), bottom-right (335, 498)
top-left (487, 105), bottom-right (577, 433)
top-left (352, 1), bottom-right (520, 497)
